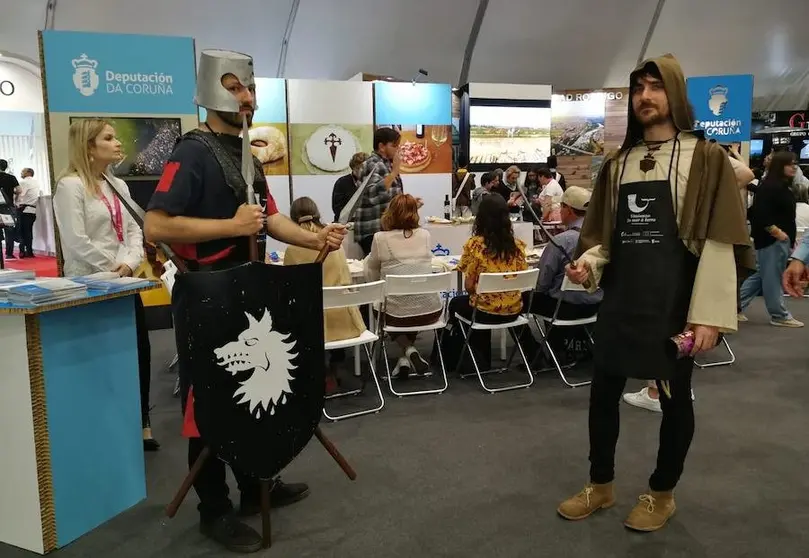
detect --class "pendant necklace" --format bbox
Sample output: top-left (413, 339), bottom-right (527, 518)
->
top-left (639, 138), bottom-right (671, 173)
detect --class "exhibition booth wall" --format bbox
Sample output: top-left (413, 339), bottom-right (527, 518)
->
top-left (204, 78), bottom-right (453, 254)
top-left (39, 30), bottom-right (199, 327)
top-left (36, 30), bottom-right (455, 322)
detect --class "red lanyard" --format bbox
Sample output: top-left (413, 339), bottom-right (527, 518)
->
top-left (99, 192), bottom-right (124, 242)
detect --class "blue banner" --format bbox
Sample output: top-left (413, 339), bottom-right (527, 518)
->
top-left (686, 74), bottom-right (753, 142)
top-left (41, 30), bottom-right (196, 115)
top-left (374, 82), bottom-right (451, 125)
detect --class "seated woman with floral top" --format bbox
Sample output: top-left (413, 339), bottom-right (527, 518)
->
top-left (446, 194), bottom-right (529, 363)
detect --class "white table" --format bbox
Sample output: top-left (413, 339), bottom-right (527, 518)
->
top-left (330, 221), bottom-right (535, 261)
top-left (422, 222), bottom-right (535, 256)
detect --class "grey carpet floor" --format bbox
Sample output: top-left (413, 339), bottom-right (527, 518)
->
top-left (2, 297), bottom-right (808, 558)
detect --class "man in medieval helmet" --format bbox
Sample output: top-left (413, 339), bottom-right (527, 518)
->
top-left (145, 49), bottom-right (345, 553)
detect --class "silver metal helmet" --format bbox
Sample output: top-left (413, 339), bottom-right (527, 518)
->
top-left (194, 49), bottom-right (256, 112)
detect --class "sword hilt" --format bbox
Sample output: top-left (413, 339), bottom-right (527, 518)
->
top-left (315, 243), bottom-right (330, 264)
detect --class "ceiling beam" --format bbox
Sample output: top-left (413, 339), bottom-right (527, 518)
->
top-left (276, 0), bottom-right (301, 78)
top-left (457, 0), bottom-right (490, 88)
top-left (636, 0), bottom-right (667, 66)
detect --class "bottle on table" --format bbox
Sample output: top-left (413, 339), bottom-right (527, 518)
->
top-left (443, 194), bottom-right (451, 220)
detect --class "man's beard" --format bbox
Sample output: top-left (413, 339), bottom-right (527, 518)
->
top-left (215, 109), bottom-right (254, 129)
top-left (635, 105), bottom-right (668, 127)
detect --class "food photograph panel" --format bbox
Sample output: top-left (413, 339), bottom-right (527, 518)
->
top-left (248, 123), bottom-right (290, 176)
top-left (289, 123), bottom-right (373, 176)
top-left (376, 124), bottom-right (452, 174)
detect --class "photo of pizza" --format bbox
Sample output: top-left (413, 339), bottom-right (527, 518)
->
top-left (374, 124), bottom-right (452, 174)
top-left (399, 141), bottom-right (432, 173)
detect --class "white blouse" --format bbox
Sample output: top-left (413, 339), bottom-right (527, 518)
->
top-left (53, 174), bottom-right (144, 277)
top-left (364, 228), bottom-right (442, 318)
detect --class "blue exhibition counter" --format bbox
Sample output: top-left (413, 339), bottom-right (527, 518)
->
top-left (0, 284), bottom-right (158, 554)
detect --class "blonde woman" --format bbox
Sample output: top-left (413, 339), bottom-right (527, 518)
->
top-left (282, 197), bottom-right (365, 393)
top-left (52, 119), bottom-right (159, 451)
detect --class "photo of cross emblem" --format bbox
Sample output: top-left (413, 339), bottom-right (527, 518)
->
top-left (324, 132), bottom-right (343, 162)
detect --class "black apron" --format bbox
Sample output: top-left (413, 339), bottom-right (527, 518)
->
top-left (593, 138), bottom-right (698, 381)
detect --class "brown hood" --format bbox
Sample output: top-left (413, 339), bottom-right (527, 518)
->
top-left (621, 53), bottom-right (701, 152)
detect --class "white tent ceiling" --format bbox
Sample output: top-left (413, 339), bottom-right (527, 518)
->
top-left (2, 0), bottom-right (807, 110)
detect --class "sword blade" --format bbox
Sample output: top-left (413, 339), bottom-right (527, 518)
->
top-left (515, 182), bottom-right (573, 265)
top-left (452, 172), bottom-right (471, 205)
top-left (242, 119), bottom-right (256, 202)
top-left (337, 170), bottom-right (375, 225)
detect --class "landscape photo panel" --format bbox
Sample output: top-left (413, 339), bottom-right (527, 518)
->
top-left (468, 105), bottom-right (551, 165)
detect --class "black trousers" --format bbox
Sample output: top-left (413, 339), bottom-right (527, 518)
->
top-left (133, 297), bottom-right (151, 421)
top-left (3, 209), bottom-right (17, 257)
top-left (179, 362), bottom-right (260, 521)
top-left (19, 213), bottom-right (35, 255)
top-left (528, 291), bottom-right (600, 321)
top-left (358, 235), bottom-right (374, 257)
top-left (445, 295), bottom-right (520, 368)
top-left (589, 358), bottom-right (694, 492)
top-left (187, 436), bottom-right (260, 521)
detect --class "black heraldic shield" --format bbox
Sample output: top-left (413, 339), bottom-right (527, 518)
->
top-left (173, 261), bottom-right (325, 480)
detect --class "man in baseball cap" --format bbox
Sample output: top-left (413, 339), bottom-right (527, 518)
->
top-left (531, 186), bottom-right (602, 321)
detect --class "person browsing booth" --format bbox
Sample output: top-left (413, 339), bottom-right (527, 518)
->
top-left (531, 186), bottom-right (602, 320)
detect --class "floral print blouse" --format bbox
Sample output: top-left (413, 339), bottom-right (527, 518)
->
top-left (457, 235), bottom-right (528, 315)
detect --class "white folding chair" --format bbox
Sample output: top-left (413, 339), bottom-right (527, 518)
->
top-left (381, 272), bottom-right (452, 397)
top-left (695, 336), bottom-right (735, 368)
top-left (322, 280), bottom-right (386, 422)
top-left (454, 268), bottom-right (539, 394)
top-left (530, 294), bottom-right (597, 388)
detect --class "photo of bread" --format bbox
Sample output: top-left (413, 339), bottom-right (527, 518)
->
top-left (247, 123), bottom-right (289, 175)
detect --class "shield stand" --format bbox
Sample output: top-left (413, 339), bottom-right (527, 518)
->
top-left (165, 426), bottom-right (356, 520)
top-left (260, 480), bottom-right (272, 548)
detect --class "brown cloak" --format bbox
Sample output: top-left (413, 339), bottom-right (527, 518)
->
top-left (575, 53), bottom-right (755, 278)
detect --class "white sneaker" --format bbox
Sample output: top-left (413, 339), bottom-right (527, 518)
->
top-left (405, 347), bottom-right (432, 376)
top-left (622, 387), bottom-right (662, 413)
top-left (737, 313), bottom-right (748, 322)
top-left (770, 317), bottom-right (804, 328)
top-left (392, 357), bottom-right (412, 379)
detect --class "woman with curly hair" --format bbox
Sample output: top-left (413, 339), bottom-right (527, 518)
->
top-left (445, 194), bottom-right (529, 367)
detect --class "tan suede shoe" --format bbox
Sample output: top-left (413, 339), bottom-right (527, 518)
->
top-left (624, 491), bottom-right (676, 532)
top-left (557, 482), bottom-right (616, 520)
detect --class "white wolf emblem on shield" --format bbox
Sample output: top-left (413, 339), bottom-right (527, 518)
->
top-left (213, 308), bottom-right (298, 419)
top-left (72, 54), bottom-right (100, 97)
